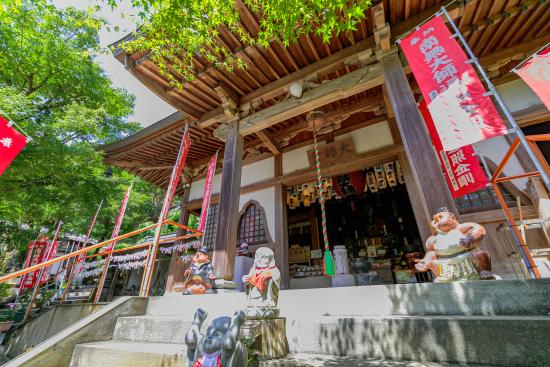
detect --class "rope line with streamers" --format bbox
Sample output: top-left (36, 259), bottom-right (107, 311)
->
top-left (313, 129), bottom-right (335, 276)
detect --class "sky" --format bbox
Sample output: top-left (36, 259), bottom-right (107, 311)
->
top-left (52, 0), bottom-right (176, 127)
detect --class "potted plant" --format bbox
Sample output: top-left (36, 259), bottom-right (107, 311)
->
top-left (0, 313), bottom-right (13, 332)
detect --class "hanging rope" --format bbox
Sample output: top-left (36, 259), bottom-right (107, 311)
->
top-left (313, 129), bottom-right (335, 276)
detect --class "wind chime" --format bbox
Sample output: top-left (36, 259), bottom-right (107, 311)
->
top-left (307, 111), bottom-right (335, 276)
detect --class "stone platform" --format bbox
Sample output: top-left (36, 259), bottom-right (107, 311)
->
top-left (5, 278), bottom-right (550, 367)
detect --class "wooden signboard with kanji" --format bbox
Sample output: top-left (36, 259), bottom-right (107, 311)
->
top-left (307, 138), bottom-right (356, 169)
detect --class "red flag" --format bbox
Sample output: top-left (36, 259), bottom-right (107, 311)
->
top-left (400, 16), bottom-right (507, 151)
top-left (18, 240), bottom-right (36, 292)
top-left (418, 99), bottom-right (487, 198)
top-left (74, 201), bottom-right (103, 277)
top-left (198, 151), bottom-right (218, 232)
top-left (514, 45), bottom-right (550, 110)
top-left (106, 184), bottom-right (133, 252)
top-left (20, 239), bottom-right (49, 290)
top-left (0, 115), bottom-right (27, 176)
top-left (140, 127), bottom-right (191, 295)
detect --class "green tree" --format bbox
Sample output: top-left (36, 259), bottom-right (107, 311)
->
top-left (0, 0), bottom-right (160, 260)
top-left (108, 0), bottom-right (372, 87)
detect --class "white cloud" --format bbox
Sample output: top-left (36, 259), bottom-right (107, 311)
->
top-left (52, 0), bottom-right (176, 128)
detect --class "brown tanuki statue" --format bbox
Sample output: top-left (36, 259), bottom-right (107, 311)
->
top-left (415, 207), bottom-right (495, 282)
top-left (183, 246), bottom-right (216, 295)
top-left (185, 308), bottom-right (247, 367)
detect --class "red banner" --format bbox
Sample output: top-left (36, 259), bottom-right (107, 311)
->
top-left (20, 239), bottom-right (48, 290)
top-left (0, 115), bottom-right (27, 176)
top-left (40, 222), bottom-right (62, 284)
top-left (74, 202), bottom-right (103, 277)
top-left (514, 45), bottom-right (550, 110)
top-left (419, 99), bottom-right (487, 198)
top-left (198, 151), bottom-right (218, 232)
top-left (400, 16), bottom-right (507, 151)
top-left (18, 241), bottom-right (36, 292)
top-left (106, 184), bottom-right (133, 252)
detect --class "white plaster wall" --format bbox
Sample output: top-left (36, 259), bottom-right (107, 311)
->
top-left (189, 158), bottom-right (274, 202)
top-left (239, 187), bottom-right (276, 239)
top-left (335, 121), bottom-right (394, 153)
top-left (189, 174), bottom-right (222, 201)
top-left (282, 121), bottom-right (394, 175)
top-left (241, 157), bottom-right (274, 186)
top-left (476, 136), bottom-right (528, 190)
top-left (496, 79), bottom-right (543, 113)
top-left (282, 145), bottom-right (312, 175)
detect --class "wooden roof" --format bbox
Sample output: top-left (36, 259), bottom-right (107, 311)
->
top-left (103, 0), bottom-right (550, 192)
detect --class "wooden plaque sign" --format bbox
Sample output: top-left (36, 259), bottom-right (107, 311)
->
top-left (307, 137), bottom-right (356, 169)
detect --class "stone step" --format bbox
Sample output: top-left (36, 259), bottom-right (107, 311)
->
top-left (146, 278), bottom-right (550, 318)
top-left (285, 315), bottom-right (550, 366)
top-left (68, 341), bottom-right (186, 367)
top-left (260, 354), bottom-right (482, 367)
top-left (113, 316), bottom-right (192, 344)
top-left (111, 313), bottom-right (549, 366)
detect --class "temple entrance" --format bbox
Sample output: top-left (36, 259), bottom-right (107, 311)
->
top-left (286, 160), bottom-right (432, 289)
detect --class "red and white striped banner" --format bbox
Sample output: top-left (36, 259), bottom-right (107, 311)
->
top-left (40, 221), bottom-right (62, 284)
top-left (106, 184), bottom-right (133, 252)
top-left (514, 45), bottom-right (550, 110)
top-left (140, 127), bottom-right (191, 295)
top-left (419, 99), bottom-right (487, 198)
top-left (198, 151), bottom-right (218, 232)
top-left (400, 16), bottom-right (507, 150)
top-left (74, 201), bottom-right (103, 277)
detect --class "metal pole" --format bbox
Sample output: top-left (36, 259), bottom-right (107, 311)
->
top-left (440, 6), bottom-right (550, 190)
top-left (24, 221), bottom-right (63, 322)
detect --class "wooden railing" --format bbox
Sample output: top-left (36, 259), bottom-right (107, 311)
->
top-left (1, 219), bottom-right (202, 321)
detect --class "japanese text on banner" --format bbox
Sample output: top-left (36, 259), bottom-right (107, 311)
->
top-left (400, 16), bottom-right (507, 150)
top-left (418, 99), bottom-right (487, 198)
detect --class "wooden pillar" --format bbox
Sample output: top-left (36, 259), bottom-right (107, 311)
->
top-left (165, 190), bottom-right (191, 292)
top-left (274, 154), bottom-right (290, 289)
top-left (381, 52), bottom-right (458, 219)
top-left (397, 152), bottom-right (433, 242)
top-left (213, 119), bottom-right (244, 280)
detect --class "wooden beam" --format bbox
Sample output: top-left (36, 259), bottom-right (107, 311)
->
top-left (381, 52), bottom-right (457, 218)
top-left (239, 63), bottom-right (385, 135)
top-left (240, 37), bottom-right (376, 107)
top-left (256, 130), bottom-right (280, 155)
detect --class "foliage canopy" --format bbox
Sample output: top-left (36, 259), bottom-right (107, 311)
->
top-left (0, 0), bottom-right (163, 261)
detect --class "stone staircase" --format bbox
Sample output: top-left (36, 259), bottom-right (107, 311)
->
top-left (63, 278), bottom-right (550, 366)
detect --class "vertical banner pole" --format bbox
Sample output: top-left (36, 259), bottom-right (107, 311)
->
top-left (440, 7), bottom-right (550, 190)
top-left (139, 126), bottom-right (191, 296)
top-left (24, 221), bottom-right (62, 322)
top-left (60, 200), bottom-right (103, 303)
top-left (94, 184), bottom-right (133, 303)
top-left (198, 150), bottom-right (219, 241)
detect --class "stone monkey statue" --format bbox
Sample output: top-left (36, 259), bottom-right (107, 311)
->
top-left (185, 308), bottom-right (247, 367)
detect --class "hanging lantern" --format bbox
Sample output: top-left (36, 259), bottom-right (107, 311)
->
top-left (384, 162), bottom-right (398, 187)
top-left (366, 171), bottom-right (378, 193)
top-left (374, 165), bottom-right (387, 189)
top-left (331, 171), bottom-right (366, 198)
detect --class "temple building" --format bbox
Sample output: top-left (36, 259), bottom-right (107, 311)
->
top-left (102, 0), bottom-right (550, 293)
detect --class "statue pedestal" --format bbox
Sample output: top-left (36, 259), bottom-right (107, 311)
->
top-left (241, 318), bottom-right (288, 360)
